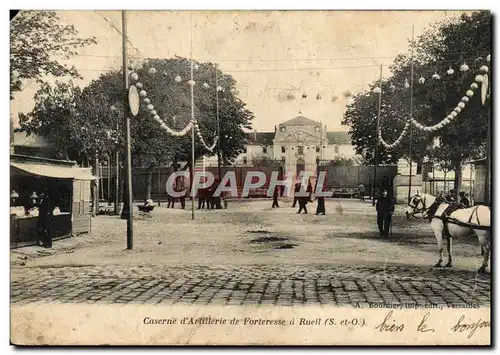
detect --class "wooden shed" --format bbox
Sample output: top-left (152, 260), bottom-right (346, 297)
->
top-left (10, 154), bottom-right (96, 248)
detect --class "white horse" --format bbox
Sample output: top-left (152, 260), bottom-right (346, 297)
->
top-left (405, 191), bottom-right (491, 273)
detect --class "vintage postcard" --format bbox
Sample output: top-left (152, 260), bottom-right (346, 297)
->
top-left (9, 9), bottom-right (491, 346)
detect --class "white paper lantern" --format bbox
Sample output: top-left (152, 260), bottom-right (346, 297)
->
top-left (475, 75), bottom-right (484, 83)
top-left (487, 54), bottom-right (491, 63)
top-left (460, 63), bottom-right (469, 72)
top-left (130, 73), bottom-right (139, 81)
top-left (139, 90), bottom-right (147, 97)
top-left (404, 78), bottom-right (410, 89)
top-left (466, 90), bottom-right (474, 97)
top-left (110, 105), bottom-right (117, 112)
top-left (470, 83), bottom-right (479, 90)
top-left (418, 76), bottom-right (425, 84)
top-left (154, 115), bottom-right (160, 120)
top-left (389, 84), bottom-right (396, 91)
top-left (148, 67), bottom-right (157, 75)
top-left (462, 96), bottom-right (469, 103)
top-left (147, 104), bottom-right (154, 111)
top-left (203, 83), bottom-right (210, 89)
top-left (432, 73), bottom-right (440, 80)
top-left (458, 102), bottom-right (465, 109)
top-left (150, 110), bottom-right (157, 116)
top-left (480, 65), bottom-right (489, 74)
top-left (454, 107), bottom-right (461, 113)
top-left (194, 64), bottom-right (199, 70)
top-left (451, 112), bottom-right (457, 118)
top-left (373, 87), bottom-right (381, 94)
top-left (443, 118), bottom-right (450, 124)
top-left (175, 75), bottom-right (182, 83)
top-left (217, 86), bottom-right (224, 92)
top-left (447, 67), bottom-right (454, 75)
top-left (448, 115), bottom-right (454, 120)
top-left (188, 80), bottom-right (196, 86)
top-left (135, 82), bottom-right (143, 89)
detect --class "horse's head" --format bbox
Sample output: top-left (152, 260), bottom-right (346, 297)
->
top-left (405, 190), bottom-right (424, 219)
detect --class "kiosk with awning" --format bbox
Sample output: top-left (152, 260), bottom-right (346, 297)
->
top-left (10, 154), bottom-right (97, 248)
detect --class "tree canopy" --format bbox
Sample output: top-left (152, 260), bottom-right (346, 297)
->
top-left (10, 10), bottom-right (96, 99)
top-left (342, 10), bottom-right (491, 193)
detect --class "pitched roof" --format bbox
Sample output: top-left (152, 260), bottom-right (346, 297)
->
top-left (245, 132), bottom-right (275, 145)
top-left (327, 131), bottom-right (351, 145)
top-left (279, 116), bottom-right (320, 127)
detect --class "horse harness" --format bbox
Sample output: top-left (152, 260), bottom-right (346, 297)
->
top-left (433, 205), bottom-right (489, 236)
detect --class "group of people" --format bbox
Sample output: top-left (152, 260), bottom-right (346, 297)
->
top-left (165, 179), bottom-right (227, 210)
top-left (271, 181), bottom-right (325, 215)
top-left (443, 189), bottom-right (473, 207)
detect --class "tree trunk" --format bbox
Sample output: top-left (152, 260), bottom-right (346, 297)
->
top-left (146, 169), bottom-right (153, 201)
top-left (453, 160), bottom-right (462, 200)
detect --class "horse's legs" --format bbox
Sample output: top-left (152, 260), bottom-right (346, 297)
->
top-left (477, 230), bottom-right (490, 273)
top-left (434, 227), bottom-right (444, 267)
top-left (445, 236), bottom-right (453, 267)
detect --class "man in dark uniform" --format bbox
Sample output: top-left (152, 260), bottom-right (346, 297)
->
top-left (37, 190), bottom-right (54, 248)
top-left (375, 189), bottom-right (394, 238)
top-left (459, 191), bottom-right (470, 207)
top-left (272, 185), bottom-right (280, 208)
top-left (297, 181), bottom-right (313, 214)
top-left (292, 182), bottom-right (301, 207)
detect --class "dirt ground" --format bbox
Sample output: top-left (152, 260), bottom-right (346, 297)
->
top-left (11, 198), bottom-right (488, 272)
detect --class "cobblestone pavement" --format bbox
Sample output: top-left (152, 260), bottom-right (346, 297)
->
top-left (11, 264), bottom-right (490, 307)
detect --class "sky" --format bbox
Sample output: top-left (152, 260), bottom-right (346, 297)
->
top-left (10, 10), bottom-right (470, 132)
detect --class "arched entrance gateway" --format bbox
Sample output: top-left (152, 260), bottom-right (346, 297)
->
top-left (296, 158), bottom-right (305, 178)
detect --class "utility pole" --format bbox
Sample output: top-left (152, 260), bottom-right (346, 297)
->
top-left (190, 13), bottom-right (195, 220)
top-left (216, 64), bottom-right (222, 180)
top-left (372, 64), bottom-right (383, 206)
top-left (407, 25), bottom-right (415, 204)
top-left (120, 10), bottom-right (133, 249)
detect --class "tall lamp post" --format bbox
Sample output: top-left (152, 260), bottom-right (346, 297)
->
top-left (407, 25), bottom-right (415, 203)
top-left (110, 105), bottom-right (120, 215)
top-left (215, 64), bottom-right (223, 180)
top-left (372, 64), bottom-right (383, 206)
top-left (120, 10), bottom-right (134, 250)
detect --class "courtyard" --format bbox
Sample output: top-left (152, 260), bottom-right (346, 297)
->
top-left (10, 199), bottom-right (490, 307)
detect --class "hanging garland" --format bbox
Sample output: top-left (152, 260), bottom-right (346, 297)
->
top-left (376, 57), bottom-right (490, 149)
top-left (128, 68), bottom-right (219, 152)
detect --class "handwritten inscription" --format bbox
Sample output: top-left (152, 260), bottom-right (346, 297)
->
top-left (451, 315), bottom-right (490, 339)
top-left (374, 311), bottom-right (404, 332)
top-left (416, 312), bottom-right (435, 333)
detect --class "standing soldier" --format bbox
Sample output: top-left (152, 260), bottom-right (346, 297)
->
top-left (375, 189), bottom-right (394, 238)
top-left (292, 182), bottom-right (301, 207)
top-left (178, 180), bottom-right (186, 210)
top-left (272, 185), bottom-right (280, 208)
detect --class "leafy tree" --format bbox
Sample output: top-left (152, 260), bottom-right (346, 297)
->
top-left (343, 11), bottom-right (491, 198)
top-left (10, 10), bottom-right (96, 99)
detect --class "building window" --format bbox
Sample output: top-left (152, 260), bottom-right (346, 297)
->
top-left (280, 126), bottom-right (286, 132)
top-left (263, 146), bottom-right (267, 154)
top-left (245, 146), bottom-right (248, 153)
top-left (316, 146), bottom-right (320, 153)
top-left (281, 146), bottom-right (285, 153)
top-left (298, 146), bottom-right (304, 155)
top-left (315, 126), bottom-right (320, 132)
top-left (243, 157), bottom-right (248, 165)
top-left (334, 146), bottom-right (339, 153)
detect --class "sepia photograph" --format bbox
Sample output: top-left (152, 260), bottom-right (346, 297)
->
top-left (8, 8), bottom-right (492, 346)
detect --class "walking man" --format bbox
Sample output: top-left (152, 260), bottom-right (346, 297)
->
top-left (375, 189), bottom-right (394, 237)
top-left (292, 182), bottom-right (301, 207)
top-left (297, 181), bottom-right (313, 214)
top-left (315, 196), bottom-right (325, 215)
